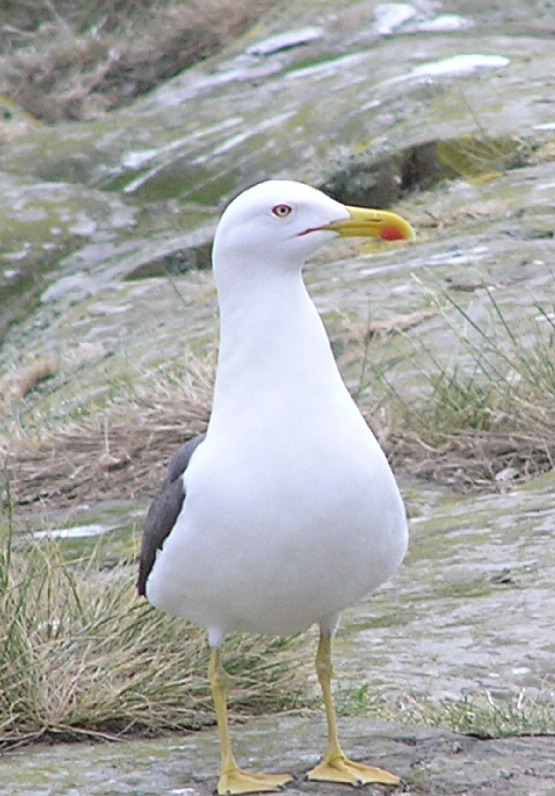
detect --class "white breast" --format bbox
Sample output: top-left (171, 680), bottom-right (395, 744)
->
top-left (146, 393), bottom-right (407, 640)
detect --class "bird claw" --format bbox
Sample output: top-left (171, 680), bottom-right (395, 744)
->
top-left (217, 767), bottom-right (293, 794)
top-left (306, 753), bottom-right (400, 786)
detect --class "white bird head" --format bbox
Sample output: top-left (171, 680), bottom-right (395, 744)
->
top-left (212, 180), bottom-right (414, 284)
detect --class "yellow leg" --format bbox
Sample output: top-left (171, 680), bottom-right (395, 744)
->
top-left (208, 648), bottom-right (293, 795)
top-left (306, 634), bottom-right (400, 787)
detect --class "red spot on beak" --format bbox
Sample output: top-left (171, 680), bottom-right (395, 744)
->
top-left (380, 227), bottom-right (406, 241)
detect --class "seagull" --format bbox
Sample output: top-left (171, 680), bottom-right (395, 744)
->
top-left (137, 180), bottom-right (414, 794)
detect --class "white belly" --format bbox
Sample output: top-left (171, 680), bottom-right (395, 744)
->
top-left (146, 418), bottom-right (408, 642)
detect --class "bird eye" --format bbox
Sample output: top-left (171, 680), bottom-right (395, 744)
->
top-left (272, 204), bottom-right (293, 218)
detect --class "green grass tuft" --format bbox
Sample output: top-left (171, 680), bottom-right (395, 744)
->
top-left (339, 686), bottom-right (555, 739)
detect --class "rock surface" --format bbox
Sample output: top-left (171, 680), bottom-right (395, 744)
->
top-left (4, 716), bottom-right (555, 796)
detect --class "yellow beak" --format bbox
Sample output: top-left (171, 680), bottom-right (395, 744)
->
top-left (324, 205), bottom-right (415, 242)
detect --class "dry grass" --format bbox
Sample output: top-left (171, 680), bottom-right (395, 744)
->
top-left (1, 351), bottom-right (214, 510)
top-left (4, 392), bottom-right (210, 509)
top-left (368, 284), bottom-right (555, 491)
top-left (13, 355), bottom-right (60, 399)
top-left (0, 0), bottom-right (275, 122)
top-left (0, 524), bottom-right (305, 747)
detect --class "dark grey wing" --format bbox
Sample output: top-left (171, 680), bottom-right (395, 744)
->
top-left (137, 433), bottom-right (206, 597)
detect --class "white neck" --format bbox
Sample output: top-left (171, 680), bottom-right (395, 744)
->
top-left (210, 265), bottom-right (345, 428)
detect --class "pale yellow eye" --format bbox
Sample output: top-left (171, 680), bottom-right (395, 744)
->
top-left (272, 204), bottom-right (293, 218)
